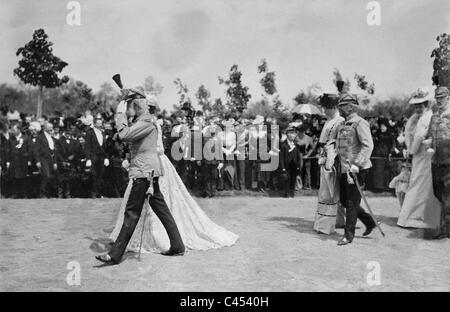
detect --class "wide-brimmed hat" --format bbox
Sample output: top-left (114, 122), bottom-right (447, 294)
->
top-left (252, 115), bottom-right (264, 125)
top-left (319, 93), bottom-right (339, 108)
top-left (435, 86), bottom-right (450, 99)
top-left (409, 88), bottom-right (432, 105)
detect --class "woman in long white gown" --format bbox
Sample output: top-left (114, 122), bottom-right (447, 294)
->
top-left (110, 117), bottom-right (239, 253)
top-left (397, 90), bottom-right (441, 229)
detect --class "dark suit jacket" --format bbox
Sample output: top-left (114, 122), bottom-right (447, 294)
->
top-left (279, 140), bottom-right (302, 172)
top-left (36, 133), bottom-right (62, 177)
top-left (8, 134), bottom-right (30, 179)
top-left (84, 128), bottom-right (106, 162)
top-left (0, 133), bottom-right (9, 170)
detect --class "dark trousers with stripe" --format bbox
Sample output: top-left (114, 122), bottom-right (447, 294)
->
top-left (339, 169), bottom-right (375, 241)
top-left (108, 177), bottom-right (184, 263)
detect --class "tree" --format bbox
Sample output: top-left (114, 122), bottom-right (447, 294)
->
top-left (219, 64), bottom-right (251, 115)
top-left (293, 83), bottom-right (321, 106)
top-left (211, 98), bottom-right (226, 118)
top-left (95, 82), bottom-right (119, 113)
top-left (14, 29), bottom-right (69, 117)
top-left (431, 33), bottom-right (450, 89)
top-left (46, 78), bottom-right (93, 116)
top-left (354, 73), bottom-right (375, 95)
top-left (143, 76), bottom-right (164, 95)
top-left (0, 84), bottom-right (28, 114)
top-left (173, 78), bottom-right (191, 105)
top-left (195, 85), bottom-right (212, 112)
top-left (258, 59), bottom-right (277, 96)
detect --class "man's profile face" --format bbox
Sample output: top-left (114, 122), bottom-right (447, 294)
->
top-left (126, 102), bottom-right (136, 117)
top-left (435, 95), bottom-right (449, 108)
top-left (338, 104), bottom-right (353, 117)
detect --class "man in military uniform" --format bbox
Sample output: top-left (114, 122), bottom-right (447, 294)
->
top-left (336, 94), bottom-right (377, 246)
top-left (428, 86), bottom-right (450, 239)
top-left (96, 89), bottom-right (184, 265)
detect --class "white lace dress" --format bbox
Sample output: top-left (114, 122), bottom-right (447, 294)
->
top-left (110, 122), bottom-right (239, 253)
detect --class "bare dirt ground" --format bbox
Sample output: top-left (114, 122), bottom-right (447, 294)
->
top-left (1, 195), bottom-right (449, 292)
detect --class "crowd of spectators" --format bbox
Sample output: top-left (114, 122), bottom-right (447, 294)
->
top-left (0, 107), bottom-right (408, 199)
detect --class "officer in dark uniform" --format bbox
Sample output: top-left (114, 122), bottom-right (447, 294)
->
top-left (336, 93), bottom-right (377, 246)
top-left (428, 86), bottom-right (450, 239)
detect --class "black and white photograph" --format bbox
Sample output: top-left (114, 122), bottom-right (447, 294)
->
top-left (0, 0), bottom-right (449, 297)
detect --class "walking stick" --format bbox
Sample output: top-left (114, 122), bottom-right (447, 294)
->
top-left (346, 161), bottom-right (386, 237)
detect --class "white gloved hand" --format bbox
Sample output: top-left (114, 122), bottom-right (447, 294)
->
top-left (116, 100), bottom-right (127, 114)
top-left (122, 159), bottom-right (130, 169)
top-left (86, 159), bottom-right (92, 167)
top-left (6, 162), bottom-right (10, 169)
top-left (318, 157), bottom-right (326, 166)
top-left (217, 163), bottom-right (224, 170)
top-left (104, 158), bottom-right (110, 167)
top-left (350, 164), bottom-right (360, 174)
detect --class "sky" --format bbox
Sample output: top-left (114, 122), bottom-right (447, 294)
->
top-left (1, 0), bottom-right (449, 111)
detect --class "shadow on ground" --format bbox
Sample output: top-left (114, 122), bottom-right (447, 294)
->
top-left (266, 216), bottom-right (340, 242)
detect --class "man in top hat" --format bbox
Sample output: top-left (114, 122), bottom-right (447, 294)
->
top-left (336, 93), bottom-right (377, 245)
top-left (427, 86), bottom-right (450, 239)
top-left (96, 89), bottom-right (184, 265)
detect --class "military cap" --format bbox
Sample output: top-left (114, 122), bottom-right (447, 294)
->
top-left (123, 87), bottom-right (146, 102)
top-left (338, 93), bottom-right (359, 106)
top-left (435, 86), bottom-right (450, 98)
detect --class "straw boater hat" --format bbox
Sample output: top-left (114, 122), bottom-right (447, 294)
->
top-left (252, 115), bottom-right (264, 125)
top-left (409, 88), bottom-right (432, 105)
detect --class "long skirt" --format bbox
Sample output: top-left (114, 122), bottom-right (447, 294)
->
top-left (313, 166), bottom-right (344, 234)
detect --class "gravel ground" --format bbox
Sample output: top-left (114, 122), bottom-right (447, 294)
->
top-left (0, 195), bottom-right (449, 292)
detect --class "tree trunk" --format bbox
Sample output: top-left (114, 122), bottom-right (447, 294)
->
top-left (37, 85), bottom-right (43, 118)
